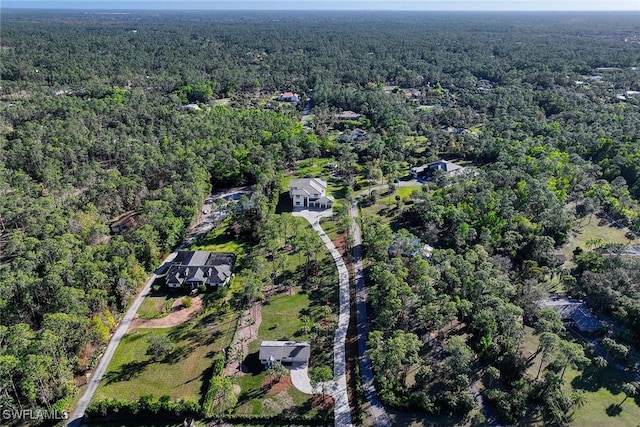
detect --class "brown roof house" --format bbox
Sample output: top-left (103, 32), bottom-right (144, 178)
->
top-left (278, 92), bottom-right (300, 102)
top-left (289, 178), bottom-right (333, 210)
top-left (336, 110), bottom-right (361, 121)
top-left (259, 341), bottom-right (310, 367)
top-left (166, 251), bottom-right (236, 290)
top-left (110, 211), bottom-right (140, 234)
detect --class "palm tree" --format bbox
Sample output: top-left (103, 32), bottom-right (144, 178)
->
top-left (619, 382), bottom-right (638, 407)
top-left (536, 332), bottom-right (559, 380)
top-left (571, 390), bottom-right (587, 410)
top-left (266, 362), bottom-right (288, 388)
top-left (585, 237), bottom-right (605, 250)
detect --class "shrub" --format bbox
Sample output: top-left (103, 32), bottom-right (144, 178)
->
top-left (183, 296), bottom-right (193, 308)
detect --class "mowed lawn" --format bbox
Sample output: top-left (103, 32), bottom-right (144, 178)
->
top-left (565, 364), bottom-right (640, 427)
top-left (137, 287), bottom-right (180, 320)
top-left (234, 214), bottom-right (338, 417)
top-left (560, 213), bottom-right (636, 262)
top-left (190, 217), bottom-right (248, 260)
top-left (235, 291), bottom-right (320, 417)
top-left (521, 327), bottom-right (640, 426)
top-left (94, 288), bottom-right (240, 403)
top-left (380, 185), bottom-right (422, 203)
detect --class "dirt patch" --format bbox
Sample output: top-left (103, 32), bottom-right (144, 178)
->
top-left (128, 296), bottom-right (202, 330)
top-left (333, 233), bottom-right (348, 258)
top-left (224, 302), bottom-right (263, 376)
top-left (77, 341), bottom-right (97, 370)
top-left (312, 394), bottom-right (335, 411)
top-left (264, 375), bottom-right (293, 395)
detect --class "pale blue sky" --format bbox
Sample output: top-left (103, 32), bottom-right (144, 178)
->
top-left (2, 0), bottom-right (639, 10)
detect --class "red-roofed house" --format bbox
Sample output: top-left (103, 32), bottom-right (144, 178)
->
top-left (278, 92), bottom-right (300, 102)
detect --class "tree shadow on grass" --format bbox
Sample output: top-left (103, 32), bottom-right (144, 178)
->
top-left (606, 404), bottom-right (623, 417)
top-left (104, 360), bottom-right (151, 384)
top-left (571, 364), bottom-right (627, 394)
top-left (168, 323), bottom-right (192, 342)
top-left (163, 343), bottom-right (194, 364)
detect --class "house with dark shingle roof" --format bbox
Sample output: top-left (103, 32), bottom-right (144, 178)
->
top-left (166, 251), bottom-right (236, 290)
top-left (410, 159), bottom-right (465, 179)
top-left (259, 341), bottom-right (310, 367)
top-left (540, 298), bottom-right (604, 333)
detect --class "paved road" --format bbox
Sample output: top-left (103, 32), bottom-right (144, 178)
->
top-left (301, 97), bottom-right (312, 125)
top-left (66, 257), bottom-right (174, 427)
top-left (350, 198), bottom-right (393, 427)
top-left (293, 208), bottom-right (352, 427)
top-left (66, 188), bottom-right (250, 426)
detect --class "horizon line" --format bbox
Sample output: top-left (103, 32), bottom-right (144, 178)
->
top-left (2, 7), bottom-right (639, 11)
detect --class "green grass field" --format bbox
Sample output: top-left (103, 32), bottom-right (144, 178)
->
top-left (137, 287), bottom-right (179, 320)
top-left (189, 217), bottom-right (248, 260)
top-left (232, 213), bottom-right (338, 418)
top-left (281, 157), bottom-right (336, 189)
top-left (520, 327), bottom-right (640, 426)
top-left (559, 213), bottom-right (636, 263)
top-left (380, 185), bottom-right (422, 203)
top-left (234, 290), bottom-right (327, 418)
top-left (94, 286), bottom-right (240, 403)
top-left (565, 364), bottom-right (640, 427)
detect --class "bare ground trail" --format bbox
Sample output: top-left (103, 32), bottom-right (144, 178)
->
top-left (127, 297), bottom-right (203, 330)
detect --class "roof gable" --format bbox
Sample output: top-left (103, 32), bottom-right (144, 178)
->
top-left (166, 251), bottom-right (236, 286)
top-left (289, 178), bottom-right (327, 196)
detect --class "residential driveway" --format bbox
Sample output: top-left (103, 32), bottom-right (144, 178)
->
top-left (289, 362), bottom-right (316, 394)
top-left (66, 188), bottom-right (251, 427)
top-left (65, 259), bottom-right (172, 427)
top-left (293, 208), bottom-right (353, 427)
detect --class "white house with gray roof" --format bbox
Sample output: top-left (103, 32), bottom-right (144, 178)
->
top-left (289, 178), bottom-right (333, 209)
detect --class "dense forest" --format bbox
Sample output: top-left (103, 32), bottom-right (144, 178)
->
top-left (1, 9), bottom-right (639, 424)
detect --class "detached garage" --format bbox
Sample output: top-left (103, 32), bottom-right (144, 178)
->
top-left (259, 341), bottom-right (310, 367)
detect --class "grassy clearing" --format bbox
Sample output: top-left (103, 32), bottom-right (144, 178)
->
top-left (252, 292), bottom-right (310, 351)
top-left (520, 327), bottom-right (640, 426)
top-left (137, 286), bottom-right (179, 320)
top-left (320, 216), bottom-right (342, 242)
top-left (232, 213), bottom-right (338, 418)
top-left (559, 213), bottom-right (636, 262)
top-left (189, 217), bottom-right (248, 260)
top-left (234, 289), bottom-right (329, 418)
top-left (281, 157), bottom-right (337, 189)
top-left (380, 185), bottom-right (422, 203)
top-left (94, 286), bottom-right (240, 403)
top-left (566, 364), bottom-right (640, 426)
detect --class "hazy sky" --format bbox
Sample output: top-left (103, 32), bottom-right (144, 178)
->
top-left (3, 0), bottom-right (639, 10)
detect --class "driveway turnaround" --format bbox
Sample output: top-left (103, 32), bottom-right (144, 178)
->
top-left (293, 208), bottom-right (353, 427)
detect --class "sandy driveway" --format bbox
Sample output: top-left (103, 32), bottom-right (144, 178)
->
top-left (128, 296), bottom-right (203, 330)
top-left (224, 303), bottom-right (263, 376)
